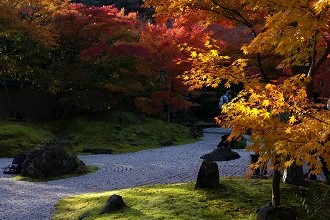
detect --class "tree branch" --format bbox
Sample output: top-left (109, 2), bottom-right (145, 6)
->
top-left (307, 31), bottom-right (318, 78)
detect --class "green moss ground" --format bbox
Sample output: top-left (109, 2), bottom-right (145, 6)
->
top-left (0, 120), bottom-right (53, 157)
top-left (52, 178), bottom-right (330, 220)
top-left (0, 111), bottom-right (200, 157)
top-left (64, 111), bottom-right (199, 154)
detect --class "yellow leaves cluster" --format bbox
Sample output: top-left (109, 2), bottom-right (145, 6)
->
top-left (242, 0), bottom-right (329, 69)
top-left (181, 39), bottom-right (247, 90)
top-left (144, 0), bottom-right (330, 174)
top-left (313, 0), bottom-right (330, 14)
top-left (222, 74), bottom-right (330, 173)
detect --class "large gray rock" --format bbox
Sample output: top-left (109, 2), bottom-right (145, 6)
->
top-left (21, 144), bottom-right (86, 178)
top-left (195, 159), bottom-right (220, 189)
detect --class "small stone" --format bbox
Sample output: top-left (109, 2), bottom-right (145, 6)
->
top-left (83, 147), bottom-right (113, 154)
top-left (256, 203), bottom-right (272, 220)
top-left (100, 194), bottom-right (126, 214)
top-left (160, 140), bottom-right (173, 146)
top-left (130, 142), bottom-right (140, 146)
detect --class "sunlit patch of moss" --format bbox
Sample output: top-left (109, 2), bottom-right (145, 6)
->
top-left (53, 179), bottom-right (330, 220)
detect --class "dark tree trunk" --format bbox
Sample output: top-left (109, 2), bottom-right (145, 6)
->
top-left (272, 170), bottom-right (281, 207)
top-left (283, 164), bottom-right (304, 186)
top-left (3, 81), bottom-right (14, 116)
top-left (166, 104), bottom-right (171, 123)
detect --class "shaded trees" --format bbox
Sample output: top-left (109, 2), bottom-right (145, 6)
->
top-left (0, 0), bottom-right (68, 116)
top-left (49, 3), bottom-right (141, 113)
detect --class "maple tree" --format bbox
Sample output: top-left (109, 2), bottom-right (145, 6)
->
top-left (145, 0), bottom-right (330, 91)
top-left (145, 0), bottom-right (330, 207)
top-left (136, 11), bottom-right (214, 122)
top-left (48, 3), bottom-right (142, 112)
top-left (0, 0), bottom-right (69, 79)
top-left (72, 0), bottom-right (153, 20)
top-left (0, 0), bottom-right (68, 116)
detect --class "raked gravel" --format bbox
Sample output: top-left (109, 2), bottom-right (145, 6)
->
top-left (0, 128), bottom-right (252, 220)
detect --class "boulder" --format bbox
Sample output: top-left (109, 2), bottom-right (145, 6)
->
top-left (282, 164), bottom-right (304, 186)
top-left (100, 194), bottom-right (126, 214)
top-left (200, 148), bottom-right (240, 161)
top-left (195, 159), bottom-right (220, 189)
top-left (257, 203), bottom-right (298, 220)
top-left (21, 144), bottom-right (86, 178)
top-left (257, 203), bottom-right (272, 220)
top-left (201, 134), bottom-right (240, 161)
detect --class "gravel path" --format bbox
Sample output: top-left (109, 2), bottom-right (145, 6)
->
top-left (0, 128), bottom-right (251, 220)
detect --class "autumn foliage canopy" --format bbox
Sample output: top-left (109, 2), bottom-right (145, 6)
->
top-left (145, 0), bottom-right (330, 185)
top-left (1, 0), bottom-right (330, 186)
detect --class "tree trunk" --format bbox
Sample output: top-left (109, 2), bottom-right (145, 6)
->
top-left (3, 80), bottom-right (14, 117)
top-left (272, 170), bottom-right (281, 207)
top-left (14, 81), bottom-right (24, 119)
top-left (306, 35), bottom-right (330, 100)
top-left (166, 104), bottom-right (171, 123)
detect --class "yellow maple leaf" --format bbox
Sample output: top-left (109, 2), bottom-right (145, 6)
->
top-left (284, 160), bottom-right (294, 168)
top-left (204, 40), bottom-right (210, 47)
top-left (289, 116), bottom-right (296, 124)
top-left (285, 127), bottom-right (292, 134)
top-left (191, 51), bottom-right (197, 58)
top-left (250, 108), bottom-right (259, 116)
top-left (262, 99), bottom-right (270, 107)
top-left (264, 112), bottom-right (270, 119)
top-left (210, 49), bottom-right (218, 57)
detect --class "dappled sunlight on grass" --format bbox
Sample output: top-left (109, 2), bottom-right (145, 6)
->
top-left (53, 178), bottom-right (330, 220)
top-left (53, 179), bottom-right (268, 220)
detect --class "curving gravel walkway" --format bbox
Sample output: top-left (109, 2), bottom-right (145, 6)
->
top-left (0, 128), bottom-right (251, 220)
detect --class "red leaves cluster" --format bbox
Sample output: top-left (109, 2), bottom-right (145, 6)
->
top-left (134, 13), bottom-right (214, 116)
top-left (54, 3), bottom-right (138, 52)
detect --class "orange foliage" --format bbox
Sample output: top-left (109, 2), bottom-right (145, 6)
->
top-left (145, 0), bottom-right (330, 175)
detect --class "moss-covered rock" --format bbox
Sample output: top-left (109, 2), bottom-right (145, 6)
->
top-left (21, 141), bottom-right (86, 178)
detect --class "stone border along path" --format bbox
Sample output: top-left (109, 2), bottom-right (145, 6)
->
top-left (0, 128), bottom-right (252, 220)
